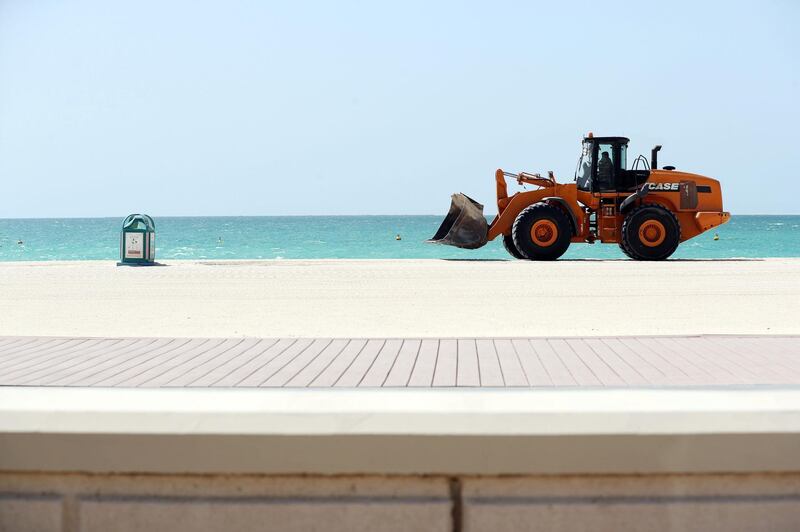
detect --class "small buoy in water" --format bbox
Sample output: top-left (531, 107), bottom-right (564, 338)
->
top-left (713, 233), bottom-right (719, 241)
top-left (395, 234), bottom-right (401, 241)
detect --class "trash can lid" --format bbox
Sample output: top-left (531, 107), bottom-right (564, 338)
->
top-left (122, 214), bottom-right (155, 231)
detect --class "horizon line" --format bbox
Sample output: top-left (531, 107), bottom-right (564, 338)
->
top-left (1, 212), bottom-right (799, 221)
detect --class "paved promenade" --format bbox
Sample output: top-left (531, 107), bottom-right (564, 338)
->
top-left (1, 335), bottom-right (798, 388)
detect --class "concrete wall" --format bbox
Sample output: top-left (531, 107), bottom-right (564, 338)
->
top-left (5, 387), bottom-right (800, 476)
top-left (461, 474), bottom-right (800, 532)
top-left (0, 474), bottom-right (452, 532)
top-left (3, 472), bottom-right (800, 532)
top-left (4, 388), bottom-right (800, 530)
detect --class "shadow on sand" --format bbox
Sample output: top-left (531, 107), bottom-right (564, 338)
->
top-left (441, 258), bottom-right (763, 262)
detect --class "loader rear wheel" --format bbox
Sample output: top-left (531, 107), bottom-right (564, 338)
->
top-left (502, 234), bottom-right (525, 259)
top-left (618, 240), bottom-right (635, 259)
top-left (512, 203), bottom-right (571, 260)
top-left (621, 204), bottom-right (681, 260)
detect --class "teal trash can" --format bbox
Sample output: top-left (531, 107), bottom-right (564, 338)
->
top-left (118, 214), bottom-right (156, 265)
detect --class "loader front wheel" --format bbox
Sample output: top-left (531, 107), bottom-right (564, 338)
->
top-left (512, 203), bottom-right (571, 260)
top-left (621, 204), bottom-right (680, 260)
top-left (502, 234), bottom-right (525, 259)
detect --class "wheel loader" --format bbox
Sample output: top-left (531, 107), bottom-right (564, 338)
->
top-left (428, 133), bottom-right (730, 260)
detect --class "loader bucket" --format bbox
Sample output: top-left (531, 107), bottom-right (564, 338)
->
top-left (426, 193), bottom-right (488, 249)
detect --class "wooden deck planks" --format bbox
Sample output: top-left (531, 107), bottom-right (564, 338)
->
top-left (87, 338), bottom-right (193, 386)
top-left (407, 339), bottom-right (439, 387)
top-left (476, 339), bottom-right (504, 387)
top-left (262, 338), bottom-right (337, 387)
top-left (63, 338), bottom-right (178, 386)
top-left (617, 337), bottom-right (695, 385)
top-left (0, 338), bottom-right (93, 374)
top-left (564, 339), bottom-right (625, 386)
top-left (0, 335), bottom-right (798, 388)
top-left (642, 336), bottom-right (727, 383)
top-left (493, 340), bottom-right (529, 387)
top-left (547, 339), bottom-right (601, 386)
top-left (456, 339), bottom-right (480, 387)
top-left (360, 339), bottom-right (404, 387)
top-left (335, 339), bottom-right (385, 387)
top-left (3, 339), bottom-right (119, 383)
top-left (0, 338), bottom-right (71, 366)
top-left (714, 336), bottom-right (800, 381)
top-left (286, 339), bottom-right (351, 387)
top-left (655, 336), bottom-right (746, 385)
top-left (236, 338), bottom-right (316, 387)
top-left (599, 337), bottom-right (666, 384)
top-left (526, 339), bottom-right (570, 385)
top-left (165, 338), bottom-right (268, 387)
top-left (210, 338), bottom-right (299, 387)
top-left (309, 339), bottom-right (367, 387)
top-left (136, 339), bottom-right (242, 387)
top-left (582, 338), bottom-right (650, 386)
top-left (34, 338), bottom-right (172, 386)
top-left (383, 339), bottom-right (422, 387)
top-left (432, 339), bottom-right (457, 387)
top-left (103, 339), bottom-right (220, 387)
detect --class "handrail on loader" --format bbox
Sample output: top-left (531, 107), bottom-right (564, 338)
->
top-left (503, 171), bottom-right (556, 188)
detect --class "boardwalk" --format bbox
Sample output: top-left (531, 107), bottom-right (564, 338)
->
top-left (0, 335), bottom-right (798, 388)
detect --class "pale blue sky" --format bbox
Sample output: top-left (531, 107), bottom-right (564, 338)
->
top-left (1, 0), bottom-right (798, 217)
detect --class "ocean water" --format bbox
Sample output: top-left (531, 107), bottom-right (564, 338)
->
top-left (0, 215), bottom-right (798, 261)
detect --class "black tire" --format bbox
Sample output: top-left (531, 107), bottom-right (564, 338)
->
top-left (512, 202), bottom-right (572, 261)
top-left (618, 240), bottom-right (635, 259)
top-left (621, 204), bottom-right (681, 260)
top-left (502, 233), bottom-right (525, 259)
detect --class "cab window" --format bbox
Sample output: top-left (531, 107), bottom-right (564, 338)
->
top-left (575, 142), bottom-right (593, 190)
top-left (596, 143), bottom-right (615, 191)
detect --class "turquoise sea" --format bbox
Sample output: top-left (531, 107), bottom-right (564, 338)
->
top-left (0, 215), bottom-right (797, 261)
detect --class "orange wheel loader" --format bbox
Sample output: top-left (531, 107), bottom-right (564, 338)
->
top-left (428, 133), bottom-right (730, 260)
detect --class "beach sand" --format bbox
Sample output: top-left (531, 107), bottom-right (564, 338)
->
top-left (0, 259), bottom-right (798, 338)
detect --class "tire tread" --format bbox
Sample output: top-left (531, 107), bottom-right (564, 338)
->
top-left (621, 203), bottom-right (681, 260)
top-left (512, 202), bottom-right (572, 261)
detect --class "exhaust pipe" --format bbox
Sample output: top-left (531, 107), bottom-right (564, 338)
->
top-left (651, 145), bottom-right (662, 170)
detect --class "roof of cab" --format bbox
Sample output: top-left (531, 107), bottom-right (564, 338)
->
top-left (583, 136), bottom-right (630, 145)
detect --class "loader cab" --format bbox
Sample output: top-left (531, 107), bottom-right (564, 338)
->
top-left (575, 136), bottom-right (635, 193)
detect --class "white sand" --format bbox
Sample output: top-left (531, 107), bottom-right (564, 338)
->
top-left (0, 259), bottom-right (798, 338)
